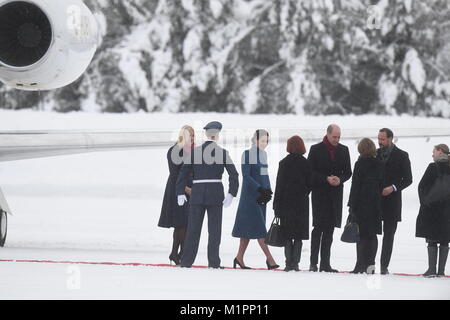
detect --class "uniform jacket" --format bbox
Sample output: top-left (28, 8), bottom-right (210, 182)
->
top-left (176, 141), bottom-right (239, 206)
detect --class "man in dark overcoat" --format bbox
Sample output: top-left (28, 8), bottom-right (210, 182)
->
top-left (377, 128), bottom-right (412, 275)
top-left (308, 124), bottom-right (352, 272)
top-left (176, 121), bottom-right (239, 268)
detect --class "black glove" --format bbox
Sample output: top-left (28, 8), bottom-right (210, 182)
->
top-left (256, 196), bottom-right (265, 205)
top-left (257, 188), bottom-right (273, 205)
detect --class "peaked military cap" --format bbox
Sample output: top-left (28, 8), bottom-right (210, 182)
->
top-left (203, 121), bottom-right (223, 131)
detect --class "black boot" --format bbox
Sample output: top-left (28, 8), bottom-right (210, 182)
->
top-left (438, 245), bottom-right (449, 277)
top-left (284, 240), bottom-right (294, 272)
top-left (423, 245), bottom-right (438, 278)
top-left (309, 264), bottom-right (318, 272)
top-left (291, 240), bottom-right (302, 272)
top-left (351, 242), bottom-right (366, 274)
top-left (169, 252), bottom-right (180, 265)
top-left (320, 265), bottom-right (339, 273)
top-left (319, 248), bottom-right (338, 272)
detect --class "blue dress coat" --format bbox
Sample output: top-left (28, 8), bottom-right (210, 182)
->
top-left (232, 145), bottom-right (271, 239)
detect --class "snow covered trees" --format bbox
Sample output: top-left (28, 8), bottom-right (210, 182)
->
top-left (0, 0), bottom-right (449, 118)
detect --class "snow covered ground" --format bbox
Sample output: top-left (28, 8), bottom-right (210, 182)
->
top-left (0, 111), bottom-right (449, 300)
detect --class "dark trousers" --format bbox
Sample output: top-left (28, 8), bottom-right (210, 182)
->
top-left (180, 204), bottom-right (223, 268)
top-left (380, 220), bottom-right (398, 269)
top-left (310, 225), bottom-right (335, 267)
top-left (427, 240), bottom-right (449, 247)
top-left (355, 235), bottom-right (378, 270)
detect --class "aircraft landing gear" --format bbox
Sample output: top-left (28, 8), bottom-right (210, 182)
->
top-left (0, 210), bottom-right (7, 247)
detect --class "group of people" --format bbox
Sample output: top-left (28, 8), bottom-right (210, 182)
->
top-left (158, 121), bottom-right (450, 277)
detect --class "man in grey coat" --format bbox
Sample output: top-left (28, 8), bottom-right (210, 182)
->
top-left (176, 121), bottom-right (239, 268)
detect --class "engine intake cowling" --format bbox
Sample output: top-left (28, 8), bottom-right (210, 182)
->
top-left (0, 0), bottom-right (98, 91)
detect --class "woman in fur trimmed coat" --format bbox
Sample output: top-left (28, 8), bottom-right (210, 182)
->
top-left (416, 144), bottom-right (450, 277)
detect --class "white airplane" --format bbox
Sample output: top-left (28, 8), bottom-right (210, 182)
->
top-left (0, 0), bottom-right (98, 90)
top-left (0, 0), bottom-right (99, 246)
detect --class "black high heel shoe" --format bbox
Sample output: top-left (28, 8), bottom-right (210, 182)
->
top-left (266, 260), bottom-right (280, 270)
top-left (233, 258), bottom-right (251, 269)
top-left (169, 253), bottom-right (180, 266)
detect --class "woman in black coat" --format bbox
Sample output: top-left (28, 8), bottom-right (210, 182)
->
top-left (158, 125), bottom-right (194, 265)
top-left (348, 138), bottom-right (384, 274)
top-left (416, 144), bottom-right (450, 277)
top-left (273, 136), bottom-right (312, 272)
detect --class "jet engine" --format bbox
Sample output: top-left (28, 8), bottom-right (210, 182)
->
top-left (0, 0), bottom-right (98, 90)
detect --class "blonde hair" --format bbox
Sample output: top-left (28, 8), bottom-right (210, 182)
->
top-left (177, 125), bottom-right (195, 148)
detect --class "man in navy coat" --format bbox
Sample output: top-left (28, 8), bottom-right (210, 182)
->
top-left (176, 121), bottom-right (239, 268)
top-left (377, 128), bottom-right (412, 275)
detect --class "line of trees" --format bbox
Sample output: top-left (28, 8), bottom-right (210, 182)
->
top-left (1, 0), bottom-right (449, 118)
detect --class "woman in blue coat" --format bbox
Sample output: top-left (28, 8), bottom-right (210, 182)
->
top-left (232, 130), bottom-right (279, 270)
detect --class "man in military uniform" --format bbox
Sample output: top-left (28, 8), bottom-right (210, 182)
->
top-left (176, 121), bottom-right (239, 268)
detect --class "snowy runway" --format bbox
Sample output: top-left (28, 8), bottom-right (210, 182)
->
top-left (0, 256), bottom-right (448, 300)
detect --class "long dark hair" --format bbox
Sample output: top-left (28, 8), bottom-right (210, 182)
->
top-left (252, 129), bottom-right (269, 145)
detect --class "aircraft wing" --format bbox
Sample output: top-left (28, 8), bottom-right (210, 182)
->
top-left (1, 127), bottom-right (450, 163)
top-left (0, 130), bottom-right (175, 162)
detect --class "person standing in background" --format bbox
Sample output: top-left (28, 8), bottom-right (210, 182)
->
top-left (348, 138), bottom-right (384, 274)
top-left (232, 129), bottom-right (279, 270)
top-left (273, 136), bottom-right (312, 272)
top-left (176, 121), bottom-right (239, 269)
top-left (158, 125), bottom-right (195, 265)
top-left (377, 128), bottom-right (412, 275)
top-left (308, 124), bottom-right (352, 273)
top-left (416, 144), bottom-right (450, 277)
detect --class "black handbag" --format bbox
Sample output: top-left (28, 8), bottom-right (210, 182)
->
top-left (422, 174), bottom-right (450, 206)
top-left (341, 214), bottom-right (360, 243)
top-left (265, 217), bottom-right (285, 247)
